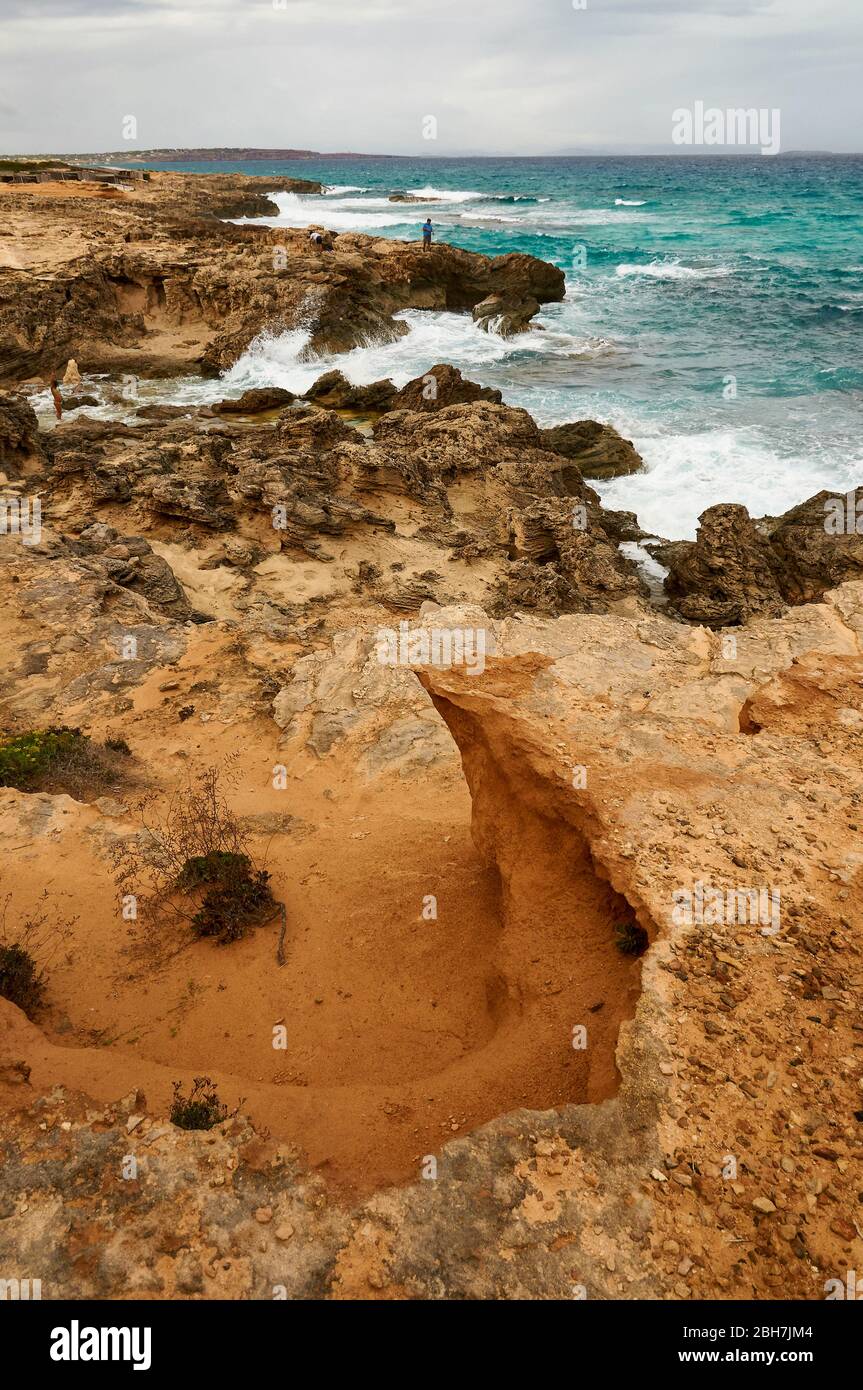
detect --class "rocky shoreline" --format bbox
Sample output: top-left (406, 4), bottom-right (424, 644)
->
top-left (1, 171), bottom-right (861, 1301)
top-left (0, 170), bottom-right (563, 379)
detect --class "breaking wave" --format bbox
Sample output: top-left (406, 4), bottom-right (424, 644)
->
top-left (615, 260), bottom-right (734, 281)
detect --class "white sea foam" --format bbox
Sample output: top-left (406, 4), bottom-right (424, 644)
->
top-left (241, 188), bottom-right (655, 239)
top-left (619, 540), bottom-right (669, 599)
top-left (457, 212), bottom-right (523, 225)
top-left (595, 427), bottom-right (860, 540)
top-left (266, 190), bottom-right (408, 231)
top-left (323, 194), bottom-right (416, 210)
top-left (406, 186), bottom-right (480, 202)
top-left (218, 309), bottom-right (593, 400)
top-left (567, 208), bottom-right (649, 225)
top-left (615, 198), bottom-right (647, 206)
top-left (615, 260), bottom-right (733, 281)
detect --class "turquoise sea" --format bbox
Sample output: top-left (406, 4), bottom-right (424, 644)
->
top-left (141, 156), bottom-right (863, 538)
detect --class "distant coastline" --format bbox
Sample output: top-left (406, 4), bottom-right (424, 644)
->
top-left (8, 146), bottom-right (857, 165)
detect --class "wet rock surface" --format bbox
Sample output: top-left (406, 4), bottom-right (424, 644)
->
top-left (539, 419), bottom-right (645, 480)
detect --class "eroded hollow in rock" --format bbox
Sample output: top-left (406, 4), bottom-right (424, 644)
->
top-left (4, 721), bottom-right (646, 1203)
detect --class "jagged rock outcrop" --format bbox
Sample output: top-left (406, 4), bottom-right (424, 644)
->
top-left (661, 494), bottom-right (863, 625)
top-left (303, 370), bottom-right (397, 412)
top-left (69, 522), bottom-right (191, 618)
top-left (29, 400), bottom-right (643, 616)
top-left (390, 364), bottom-right (503, 412)
top-left (659, 504), bottom-right (786, 625)
top-left (212, 387), bottom-right (296, 415)
top-left (500, 498), bottom-right (644, 614)
top-left (0, 394), bottom-right (44, 477)
top-left (539, 419), bottom-right (644, 480)
top-left (767, 490), bottom-right (863, 602)
top-left (472, 291), bottom-right (540, 337)
top-left (151, 171), bottom-right (323, 219)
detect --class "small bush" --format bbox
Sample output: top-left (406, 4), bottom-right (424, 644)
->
top-left (0, 942), bottom-right (44, 1015)
top-left (170, 1076), bottom-right (229, 1131)
top-left (104, 737), bottom-right (132, 756)
top-left (176, 850), bottom-right (250, 890)
top-left (196, 874), bottom-right (272, 944)
top-left (614, 920), bottom-right (649, 957)
top-left (0, 891), bottom-right (77, 1018)
top-left (0, 726), bottom-right (128, 798)
top-left (111, 761), bottom-right (276, 950)
top-left (178, 850), bottom-right (273, 944)
top-left (0, 727), bottom-right (86, 790)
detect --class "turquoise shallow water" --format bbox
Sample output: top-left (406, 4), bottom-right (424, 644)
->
top-left (139, 155), bottom-right (863, 538)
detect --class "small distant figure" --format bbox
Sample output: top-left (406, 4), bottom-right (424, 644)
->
top-left (49, 375), bottom-right (63, 420)
top-left (309, 230), bottom-right (324, 250)
top-left (422, 218), bottom-right (433, 250)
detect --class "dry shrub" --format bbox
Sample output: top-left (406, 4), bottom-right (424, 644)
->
top-left (0, 890), bottom-right (77, 1018)
top-left (170, 1076), bottom-right (240, 1131)
top-left (110, 758), bottom-right (275, 949)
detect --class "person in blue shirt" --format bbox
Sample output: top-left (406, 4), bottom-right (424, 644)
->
top-left (422, 218), bottom-right (433, 250)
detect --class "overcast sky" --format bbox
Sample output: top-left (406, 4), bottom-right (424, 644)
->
top-left (2, 0), bottom-right (861, 156)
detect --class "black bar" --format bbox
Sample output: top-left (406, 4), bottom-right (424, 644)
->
top-left (7, 1296), bottom-right (857, 1376)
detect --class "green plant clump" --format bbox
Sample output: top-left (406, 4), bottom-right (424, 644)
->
top-left (169, 1077), bottom-right (228, 1131)
top-left (0, 942), bottom-right (44, 1015)
top-left (614, 920), bottom-right (650, 957)
top-left (177, 850), bottom-right (274, 945)
top-left (177, 850), bottom-right (249, 889)
top-left (0, 727), bottom-right (88, 790)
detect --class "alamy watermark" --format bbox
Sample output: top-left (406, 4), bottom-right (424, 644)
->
top-left (376, 621), bottom-right (489, 676)
top-left (824, 490), bottom-right (863, 535)
top-left (825, 1270), bottom-right (863, 1300)
top-left (1, 1276), bottom-right (42, 1300)
top-left (0, 496), bottom-right (41, 545)
top-left (50, 1321), bottom-right (151, 1370)
top-left (672, 881), bottom-right (781, 935)
top-left (672, 102), bottom-right (780, 156)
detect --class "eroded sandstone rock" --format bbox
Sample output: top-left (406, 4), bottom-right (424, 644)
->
top-left (472, 291), bottom-right (540, 337)
top-left (213, 387), bottom-right (296, 415)
top-left (661, 494), bottom-right (863, 625)
top-left (390, 364), bottom-right (503, 411)
top-left (767, 490), bottom-right (863, 603)
top-left (539, 419), bottom-right (644, 480)
top-left (303, 370), bottom-right (397, 412)
top-left (0, 394), bottom-right (44, 476)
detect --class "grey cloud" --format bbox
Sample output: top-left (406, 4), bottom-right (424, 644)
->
top-left (0, 0), bottom-right (860, 154)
